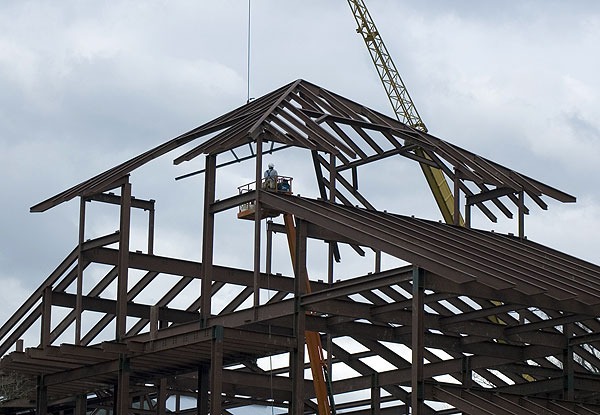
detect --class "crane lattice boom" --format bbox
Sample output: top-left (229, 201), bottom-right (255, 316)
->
top-left (347, 0), bottom-right (463, 226)
top-left (348, 0), bottom-right (427, 131)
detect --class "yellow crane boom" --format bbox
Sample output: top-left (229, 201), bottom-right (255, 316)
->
top-left (347, 0), bottom-right (463, 226)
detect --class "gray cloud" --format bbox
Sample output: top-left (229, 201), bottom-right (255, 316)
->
top-left (564, 111), bottom-right (600, 143)
top-left (1, 0), bottom-right (599, 373)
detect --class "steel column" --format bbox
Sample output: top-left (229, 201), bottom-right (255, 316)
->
top-left (465, 202), bottom-right (471, 229)
top-left (371, 373), bottom-right (380, 414)
top-left (41, 286), bottom-right (52, 348)
top-left (117, 355), bottom-right (130, 415)
top-left (518, 189), bottom-right (525, 239)
top-left (352, 166), bottom-right (358, 190)
top-left (327, 242), bottom-right (334, 284)
top-left (75, 394), bottom-right (87, 415)
top-left (150, 305), bottom-right (159, 340)
top-left (291, 219), bottom-right (307, 415)
top-left (375, 250), bottom-right (382, 273)
top-left (254, 136), bottom-right (263, 312)
top-left (291, 311), bottom-right (306, 415)
top-left (294, 219), bottom-right (308, 298)
top-left (328, 152), bottom-right (336, 386)
top-left (113, 383), bottom-right (118, 415)
top-left (328, 150), bottom-right (336, 277)
top-left (197, 364), bottom-right (210, 415)
top-left (148, 201), bottom-right (155, 255)
top-left (266, 220), bottom-right (273, 276)
top-left (462, 355), bottom-right (472, 389)
top-left (36, 376), bottom-right (47, 415)
top-left (327, 241), bottom-right (334, 384)
top-left (453, 168), bottom-right (460, 226)
top-left (157, 378), bottom-right (167, 415)
top-left (211, 326), bottom-right (224, 414)
top-left (411, 266), bottom-right (425, 414)
top-left (75, 196), bottom-right (86, 345)
top-left (116, 178), bottom-right (132, 341)
top-left (326, 240), bottom-right (333, 389)
top-left (201, 154), bottom-right (217, 325)
top-left (563, 323), bottom-right (574, 400)
top-left (329, 152), bottom-right (336, 202)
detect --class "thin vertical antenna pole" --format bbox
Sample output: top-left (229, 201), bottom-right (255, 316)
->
top-left (246, 0), bottom-right (251, 103)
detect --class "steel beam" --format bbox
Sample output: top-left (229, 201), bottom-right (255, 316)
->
top-left (466, 186), bottom-right (514, 206)
top-left (84, 192), bottom-right (155, 211)
top-left (44, 359), bottom-right (120, 387)
top-left (209, 191), bottom-right (256, 214)
top-left (51, 291), bottom-right (199, 323)
top-left (301, 266), bottom-right (412, 306)
top-left (82, 247), bottom-right (331, 293)
top-left (268, 220), bottom-right (361, 246)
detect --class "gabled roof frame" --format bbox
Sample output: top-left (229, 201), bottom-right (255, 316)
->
top-left (31, 79), bottom-right (574, 229)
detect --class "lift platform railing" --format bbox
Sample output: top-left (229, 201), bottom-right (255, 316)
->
top-left (237, 176), bottom-right (293, 219)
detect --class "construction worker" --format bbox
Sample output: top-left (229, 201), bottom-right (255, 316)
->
top-left (263, 163), bottom-right (278, 190)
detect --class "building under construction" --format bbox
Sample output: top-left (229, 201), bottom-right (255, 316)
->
top-left (1, 78), bottom-right (600, 414)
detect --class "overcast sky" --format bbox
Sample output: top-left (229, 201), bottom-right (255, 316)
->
top-left (1, 2), bottom-right (600, 406)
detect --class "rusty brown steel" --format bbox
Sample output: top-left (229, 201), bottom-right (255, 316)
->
top-left (5, 80), bottom-right (600, 414)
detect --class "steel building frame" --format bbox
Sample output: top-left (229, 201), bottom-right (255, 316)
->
top-left (2, 79), bottom-right (600, 414)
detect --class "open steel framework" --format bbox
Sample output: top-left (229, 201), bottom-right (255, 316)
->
top-left (2, 79), bottom-right (600, 414)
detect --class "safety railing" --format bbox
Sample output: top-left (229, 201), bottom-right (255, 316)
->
top-left (238, 176), bottom-right (293, 217)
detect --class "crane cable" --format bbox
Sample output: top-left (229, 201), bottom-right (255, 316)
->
top-left (248, 2), bottom-right (273, 410)
top-left (246, 0), bottom-right (251, 104)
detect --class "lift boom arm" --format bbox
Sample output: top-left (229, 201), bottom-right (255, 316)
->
top-left (284, 213), bottom-right (333, 414)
